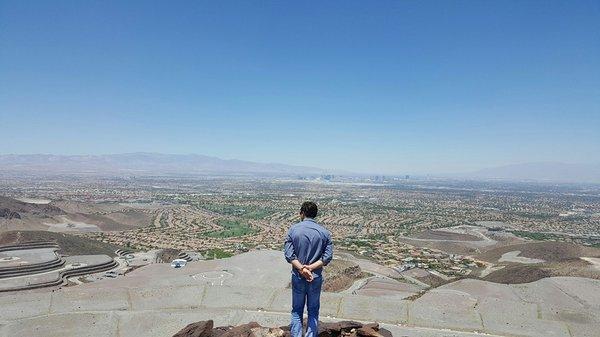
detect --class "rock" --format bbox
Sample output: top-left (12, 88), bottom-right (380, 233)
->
top-left (174, 320), bottom-right (390, 337)
top-left (219, 322), bottom-right (262, 337)
top-left (319, 321), bottom-right (363, 337)
top-left (356, 327), bottom-right (383, 337)
top-left (0, 208), bottom-right (20, 219)
top-left (276, 325), bottom-right (291, 337)
top-left (250, 327), bottom-right (286, 337)
top-left (377, 329), bottom-right (393, 337)
top-left (211, 326), bottom-right (233, 337)
top-left (362, 323), bottom-right (379, 330)
top-left (173, 320), bottom-right (214, 337)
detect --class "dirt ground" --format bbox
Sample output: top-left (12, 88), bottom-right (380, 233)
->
top-left (412, 229), bottom-right (482, 241)
top-left (477, 241), bottom-right (600, 263)
top-left (322, 259), bottom-right (364, 292)
top-left (477, 242), bottom-right (600, 283)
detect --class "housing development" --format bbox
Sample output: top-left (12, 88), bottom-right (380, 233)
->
top-left (1, 171), bottom-right (600, 336)
top-left (2, 173), bottom-right (599, 281)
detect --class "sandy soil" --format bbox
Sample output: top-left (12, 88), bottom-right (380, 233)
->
top-left (16, 198), bottom-right (52, 204)
top-left (45, 216), bottom-right (101, 232)
top-left (581, 257), bottom-right (600, 270)
top-left (479, 264), bottom-right (505, 278)
top-left (478, 242), bottom-right (600, 263)
top-left (499, 250), bottom-right (545, 264)
top-left (353, 277), bottom-right (421, 298)
top-left (399, 226), bottom-right (522, 256)
top-left (412, 229), bottom-right (482, 241)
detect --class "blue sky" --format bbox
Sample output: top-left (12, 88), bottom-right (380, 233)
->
top-left (1, 1), bottom-right (599, 174)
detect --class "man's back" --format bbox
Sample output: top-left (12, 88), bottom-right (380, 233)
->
top-left (284, 202), bottom-right (332, 337)
top-left (284, 218), bottom-right (333, 275)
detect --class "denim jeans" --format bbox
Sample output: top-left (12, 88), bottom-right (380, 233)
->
top-left (290, 272), bottom-right (323, 337)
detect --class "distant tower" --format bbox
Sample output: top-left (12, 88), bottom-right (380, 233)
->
top-left (405, 175), bottom-right (410, 180)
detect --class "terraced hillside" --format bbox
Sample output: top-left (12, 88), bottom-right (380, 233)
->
top-left (478, 242), bottom-right (600, 283)
top-left (0, 231), bottom-right (123, 257)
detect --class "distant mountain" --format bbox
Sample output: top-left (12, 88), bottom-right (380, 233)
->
top-left (0, 153), bottom-right (329, 176)
top-left (465, 162), bottom-right (600, 183)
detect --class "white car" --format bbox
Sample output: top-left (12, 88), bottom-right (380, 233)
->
top-left (170, 259), bottom-right (187, 268)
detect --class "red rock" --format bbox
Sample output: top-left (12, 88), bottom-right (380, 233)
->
top-left (356, 327), bottom-right (383, 337)
top-left (212, 326), bottom-right (233, 337)
top-left (362, 323), bottom-right (379, 330)
top-left (175, 320), bottom-right (390, 337)
top-left (219, 322), bottom-right (262, 337)
top-left (173, 320), bottom-right (214, 337)
top-left (318, 321), bottom-right (364, 337)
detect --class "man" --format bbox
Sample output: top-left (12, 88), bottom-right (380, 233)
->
top-left (284, 201), bottom-right (333, 337)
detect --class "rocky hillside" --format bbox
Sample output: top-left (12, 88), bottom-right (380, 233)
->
top-left (478, 241), bottom-right (600, 283)
top-left (157, 248), bottom-right (183, 263)
top-left (0, 196), bottom-right (64, 218)
top-left (0, 196), bottom-right (155, 232)
top-left (0, 209), bottom-right (20, 220)
top-left (323, 259), bottom-right (364, 292)
top-left (0, 231), bottom-right (124, 257)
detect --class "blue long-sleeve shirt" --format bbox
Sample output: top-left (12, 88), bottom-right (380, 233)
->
top-left (284, 218), bottom-right (333, 276)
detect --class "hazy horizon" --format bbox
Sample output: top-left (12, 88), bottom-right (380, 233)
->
top-left (1, 1), bottom-right (599, 174)
top-left (1, 152), bottom-right (600, 182)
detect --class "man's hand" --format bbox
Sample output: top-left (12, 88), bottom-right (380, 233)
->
top-left (304, 260), bottom-right (324, 272)
top-left (300, 266), bottom-right (314, 282)
top-left (291, 259), bottom-right (313, 282)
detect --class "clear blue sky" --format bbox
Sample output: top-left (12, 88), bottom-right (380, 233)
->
top-left (1, 1), bottom-right (599, 174)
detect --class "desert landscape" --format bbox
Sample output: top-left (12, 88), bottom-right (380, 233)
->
top-left (1, 173), bottom-right (599, 336)
top-left (2, 1), bottom-right (599, 336)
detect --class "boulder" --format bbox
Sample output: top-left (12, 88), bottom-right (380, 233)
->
top-left (250, 327), bottom-right (286, 337)
top-left (318, 321), bottom-right (363, 337)
top-left (220, 322), bottom-right (262, 337)
top-left (356, 326), bottom-right (383, 337)
top-left (173, 320), bottom-right (214, 337)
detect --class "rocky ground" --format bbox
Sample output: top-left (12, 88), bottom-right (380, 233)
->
top-left (0, 196), bottom-right (155, 232)
top-left (478, 241), bottom-right (600, 283)
top-left (322, 260), bottom-right (365, 292)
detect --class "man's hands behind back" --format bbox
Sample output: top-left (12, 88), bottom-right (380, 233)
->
top-left (300, 259), bottom-right (325, 282)
top-left (299, 266), bottom-right (314, 282)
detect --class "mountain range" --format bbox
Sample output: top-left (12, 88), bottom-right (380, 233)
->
top-left (0, 153), bottom-right (327, 176)
top-left (466, 162), bottom-right (600, 183)
top-left (0, 154), bottom-right (599, 183)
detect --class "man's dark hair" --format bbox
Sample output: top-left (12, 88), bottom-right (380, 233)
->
top-left (300, 201), bottom-right (318, 218)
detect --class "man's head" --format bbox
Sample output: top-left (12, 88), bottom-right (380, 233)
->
top-left (300, 201), bottom-right (318, 220)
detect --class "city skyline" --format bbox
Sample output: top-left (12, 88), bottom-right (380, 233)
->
top-left (1, 153), bottom-right (600, 183)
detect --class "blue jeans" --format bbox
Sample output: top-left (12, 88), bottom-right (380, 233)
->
top-left (290, 272), bottom-right (323, 337)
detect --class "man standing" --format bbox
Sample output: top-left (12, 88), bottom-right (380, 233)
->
top-left (284, 201), bottom-right (333, 337)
